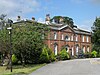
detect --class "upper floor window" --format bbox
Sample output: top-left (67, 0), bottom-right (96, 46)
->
top-left (82, 35), bottom-right (84, 42)
top-left (61, 34), bottom-right (64, 40)
top-left (71, 35), bottom-right (73, 41)
top-left (75, 34), bottom-right (78, 41)
top-left (65, 35), bottom-right (70, 41)
top-left (86, 36), bottom-right (89, 42)
top-left (54, 32), bottom-right (57, 40)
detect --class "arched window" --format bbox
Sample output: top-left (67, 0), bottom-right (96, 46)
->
top-left (87, 46), bottom-right (89, 52)
top-left (65, 35), bottom-right (70, 41)
top-left (65, 45), bottom-right (69, 52)
top-left (82, 46), bottom-right (85, 53)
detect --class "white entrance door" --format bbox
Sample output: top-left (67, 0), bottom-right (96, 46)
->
top-left (54, 45), bottom-right (57, 55)
top-left (76, 46), bottom-right (78, 55)
top-left (72, 47), bottom-right (74, 56)
top-left (83, 46), bottom-right (85, 53)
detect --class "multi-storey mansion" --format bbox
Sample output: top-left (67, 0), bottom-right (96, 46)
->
top-left (14, 15), bottom-right (92, 56)
top-left (45, 15), bottom-right (92, 56)
top-left (45, 24), bottom-right (91, 56)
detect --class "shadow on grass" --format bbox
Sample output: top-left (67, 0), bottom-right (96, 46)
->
top-left (12, 64), bottom-right (38, 69)
top-left (13, 72), bottom-right (28, 75)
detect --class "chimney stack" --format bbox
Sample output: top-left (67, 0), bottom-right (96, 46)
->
top-left (32, 17), bottom-right (35, 22)
top-left (45, 14), bottom-right (50, 25)
top-left (17, 16), bottom-right (21, 21)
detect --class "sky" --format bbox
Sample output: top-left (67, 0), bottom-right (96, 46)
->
top-left (0, 0), bottom-right (100, 31)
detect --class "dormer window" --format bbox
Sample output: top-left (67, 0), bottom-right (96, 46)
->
top-left (54, 32), bottom-right (57, 40)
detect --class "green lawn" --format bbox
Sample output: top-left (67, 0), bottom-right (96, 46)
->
top-left (0, 64), bottom-right (46, 75)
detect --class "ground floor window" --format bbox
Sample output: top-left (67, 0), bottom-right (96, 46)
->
top-left (72, 47), bottom-right (74, 56)
top-left (82, 46), bottom-right (85, 53)
top-left (76, 46), bottom-right (79, 55)
top-left (87, 47), bottom-right (89, 52)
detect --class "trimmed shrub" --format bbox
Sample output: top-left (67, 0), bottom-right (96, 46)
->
top-left (60, 48), bottom-right (69, 60)
top-left (91, 50), bottom-right (97, 58)
top-left (12, 54), bottom-right (18, 64)
top-left (39, 46), bottom-right (49, 63)
top-left (48, 48), bottom-right (56, 62)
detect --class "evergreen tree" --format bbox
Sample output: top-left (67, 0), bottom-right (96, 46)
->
top-left (92, 17), bottom-right (100, 54)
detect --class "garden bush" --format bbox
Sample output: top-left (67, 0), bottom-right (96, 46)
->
top-left (91, 50), bottom-right (97, 58)
top-left (84, 52), bottom-right (91, 58)
top-left (12, 54), bottom-right (18, 64)
top-left (39, 46), bottom-right (49, 63)
top-left (48, 48), bottom-right (56, 62)
top-left (60, 48), bottom-right (70, 60)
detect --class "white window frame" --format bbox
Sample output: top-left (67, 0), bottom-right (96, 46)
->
top-left (54, 45), bottom-right (57, 55)
top-left (86, 36), bottom-right (89, 42)
top-left (61, 34), bottom-right (64, 40)
top-left (54, 32), bottom-right (57, 40)
top-left (76, 46), bottom-right (79, 55)
top-left (65, 35), bottom-right (70, 41)
top-left (82, 35), bottom-right (84, 42)
top-left (83, 46), bottom-right (85, 53)
top-left (71, 35), bottom-right (73, 41)
top-left (72, 47), bottom-right (74, 56)
top-left (87, 47), bottom-right (89, 52)
top-left (76, 34), bottom-right (78, 41)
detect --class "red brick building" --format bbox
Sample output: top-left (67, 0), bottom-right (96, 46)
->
top-left (45, 23), bottom-right (92, 56)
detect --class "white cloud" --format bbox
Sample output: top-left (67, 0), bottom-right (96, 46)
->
top-left (77, 19), bottom-right (95, 31)
top-left (38, 18), bottom-right (45, 24)
top-left (0, 0), bottom-right (39, 21)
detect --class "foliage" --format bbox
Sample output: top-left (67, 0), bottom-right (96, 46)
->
top-left (0, 21), bottom-right (49, 64)
top-left (92, 17), bottom-right (100, 54)
top-left (12, 54), bottom-right (18, 64)
top-left (39, 46), bottom-right (49, 63)
top-left (47, 48), bottom-right (56, 62)
top-left (50, 16), bottom-right (74, 28)
top-left (0, 64), bottom-right (45, 75)
top-left (0, 14), bottom-right (7, 30)
top-left (60, 48), bottom-right (69, 60)
top-left (0, 28), bottom-right (9, 55)
top-left (84, 52), bottom-right (91, 58)
top-left (91, 50), bottom-right (98, 58)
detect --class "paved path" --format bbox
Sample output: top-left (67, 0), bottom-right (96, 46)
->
top-left (30, 58), bottom-right (100, 75)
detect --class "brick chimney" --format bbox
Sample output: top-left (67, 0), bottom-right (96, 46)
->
top-left (32, 17), bottom-right (35, 22)
top-left (17, 16), bottom-right (21, 21)
top-left (45, 14), bottom-right (50, 25)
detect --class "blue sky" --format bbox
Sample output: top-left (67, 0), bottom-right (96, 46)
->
top-left (0, 0), bottom-right (100, 31)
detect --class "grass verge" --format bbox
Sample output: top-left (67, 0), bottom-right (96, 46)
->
top-left (0, 64), bottom-right (46, 75)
